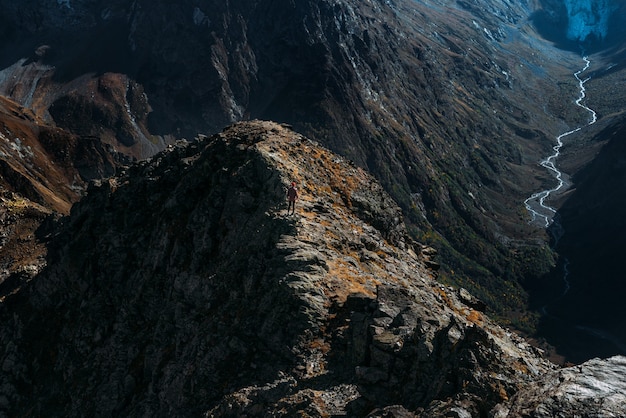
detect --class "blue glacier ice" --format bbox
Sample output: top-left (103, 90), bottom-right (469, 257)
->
top-left (564, 0), bottom-right (616, 41)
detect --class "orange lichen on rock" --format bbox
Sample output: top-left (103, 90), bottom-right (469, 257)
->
top-left (324, 258), bottom-right (379, 303)
top-left (466, 309), bottom-right (483, 325)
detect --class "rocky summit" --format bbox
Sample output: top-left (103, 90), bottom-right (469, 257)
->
top-left (1, 120), bottom-right (625, 417)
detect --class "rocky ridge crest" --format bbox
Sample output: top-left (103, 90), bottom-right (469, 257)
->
top-left (1, 120), bottom-right (625, 417)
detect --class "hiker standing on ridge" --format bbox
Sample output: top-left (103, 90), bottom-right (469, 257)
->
top-left (287, 182), bottom-right (299, 215)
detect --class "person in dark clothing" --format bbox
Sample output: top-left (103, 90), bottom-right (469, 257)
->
top-left (287, 182), bottom-right (299, 215)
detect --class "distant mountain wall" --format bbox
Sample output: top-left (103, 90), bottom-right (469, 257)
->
top-left (543, 115), bottom-right (626, 362)
top-left (564, 0), bottom-right (616, 41)
top-left (532, 0), bottom-right (626, 49)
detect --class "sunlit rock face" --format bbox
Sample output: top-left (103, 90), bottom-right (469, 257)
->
top-left (564, 0), bottom-right (616, 41)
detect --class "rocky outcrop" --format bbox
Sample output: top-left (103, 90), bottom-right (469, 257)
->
top-left (498, 356), bottom-right (626, 417)
top-left (1, 121), bottom-right (624, 417)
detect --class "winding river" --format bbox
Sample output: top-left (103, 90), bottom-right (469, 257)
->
top-left (524, 56), bottom-right (597, 230)
top-left (526, 56), bottom-right (597, 306)
top-left (524, 57), bottom-right (626, 361)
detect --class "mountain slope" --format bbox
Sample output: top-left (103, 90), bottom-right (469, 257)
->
top-left (2, 120), bottom-right (625, 417)
top-left (2, 0), bottom-right (626, 360)
top-left (0, 0), bottom-right (584, 327)
top-left (0, 95), bottom-right (121, 299)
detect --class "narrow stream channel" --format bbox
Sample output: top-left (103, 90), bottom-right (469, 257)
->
top-left (525, 56), bottom-right (626, 362)
top-left (524, 56), bottom-right (597, 230)
top-left (525, 55), bottom-right (596, 311)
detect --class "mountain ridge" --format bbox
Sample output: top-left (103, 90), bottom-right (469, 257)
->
top-left (2, 120), bottom-right (625, 416)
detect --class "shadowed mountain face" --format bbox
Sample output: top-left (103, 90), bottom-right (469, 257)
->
top-left (0, 0), bottom-right (625, 361)
top-left (563, 0), bottom-right (615, 41)
top-left (534, 115), bottom-right (626, 363)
